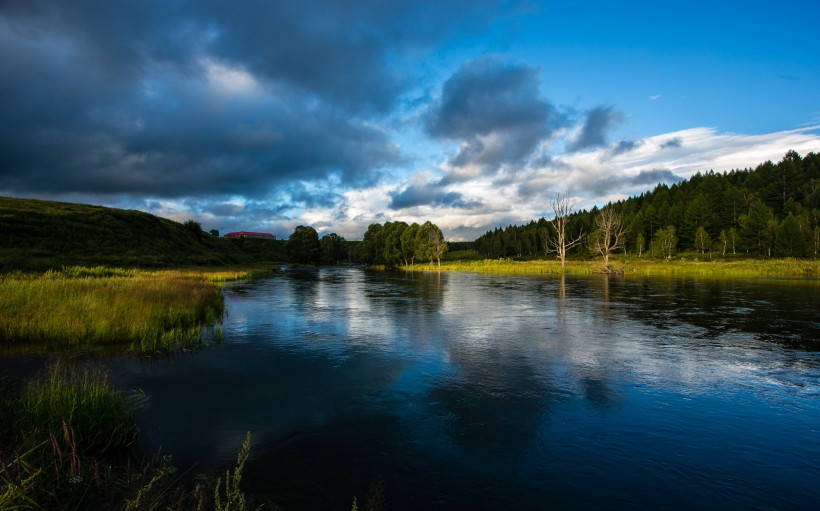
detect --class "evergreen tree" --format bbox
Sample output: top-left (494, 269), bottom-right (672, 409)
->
top-left (740, 200), bottom-right (773, 255)
top-left (775, 214), bottom-right (806, 257)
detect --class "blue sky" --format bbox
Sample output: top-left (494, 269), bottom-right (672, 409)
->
top-left (1, 0), bottom-right (819, 240)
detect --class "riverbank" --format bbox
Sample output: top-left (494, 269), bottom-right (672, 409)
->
top-left (0, 265), bottom-right (277, 355)
top-left (403, 257), bottom-right (820, 278)
top-left (0, 265), bottom-right (273, 510)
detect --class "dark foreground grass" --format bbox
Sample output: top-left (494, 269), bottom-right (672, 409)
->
top-left (1, 363), bottom-right (254, 510)
top-left (1, 362), bottom-right (140, 509)
top-left (0, 266), bottom-right (276, 354)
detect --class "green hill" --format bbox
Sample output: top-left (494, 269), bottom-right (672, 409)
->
top-left (0, 197), bottom-right (275, 271)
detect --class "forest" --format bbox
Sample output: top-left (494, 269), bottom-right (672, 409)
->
top-left (474, 150), bottom-right (820, 260)
top-left (286, 220), bottom-right (449, 267)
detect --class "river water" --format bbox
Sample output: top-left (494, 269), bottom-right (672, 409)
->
top-left (109, 267), bottom-right (819, 510)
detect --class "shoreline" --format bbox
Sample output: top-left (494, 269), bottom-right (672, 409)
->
top-left (401, 257), bottom-right (820, 279)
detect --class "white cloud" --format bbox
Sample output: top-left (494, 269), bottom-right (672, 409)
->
top-left (428, 125), bottom-right (820, 237)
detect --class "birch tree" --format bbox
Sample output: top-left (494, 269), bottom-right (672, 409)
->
top-left (588, 206), bottom-right (625, 272)
top-left (544, 192), bottom-right (585, 271)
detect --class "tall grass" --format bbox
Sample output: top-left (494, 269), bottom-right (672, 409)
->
top-left (1, 362), bottom-right (142, 510)
top-left (1, 362), bottom-right (256, 510)
top-left (16, 362), bottom-right (142, 454)
top-left (0, 266), bottom-right (280, 353)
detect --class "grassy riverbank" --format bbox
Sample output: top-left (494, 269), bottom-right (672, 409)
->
top-left (0, 265), bottom-right (274, 510)
top-left (404, 256), bottom-right (820, 278)
top-left (0, 265), bottom-right (276, 354)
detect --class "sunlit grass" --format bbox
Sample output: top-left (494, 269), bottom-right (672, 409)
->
top-left (0, 265), bottom-right (276, 353)
top-left (404, 257), bottom-right (819, 279)
top-left (616, 256), bottom-right (819, 278)
top-left (403, 259), bottom-right (599, 275)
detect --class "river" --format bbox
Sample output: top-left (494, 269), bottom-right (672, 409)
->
top-left (108, 266), bottom-right (820, 510)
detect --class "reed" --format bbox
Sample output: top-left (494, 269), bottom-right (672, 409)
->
top-left (0, 266), bottom-right (280, 353)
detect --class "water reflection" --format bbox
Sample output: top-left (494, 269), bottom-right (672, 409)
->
top-left (104, 267), bottom-right (820, 510)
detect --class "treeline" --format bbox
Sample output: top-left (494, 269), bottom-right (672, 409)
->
top-left (284, 220), bottom-right (448, 266)
top-left (475, 150), bottom-right (820, 259)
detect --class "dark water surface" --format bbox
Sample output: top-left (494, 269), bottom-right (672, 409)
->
top-left (109, 267), bottom-right (820, 510)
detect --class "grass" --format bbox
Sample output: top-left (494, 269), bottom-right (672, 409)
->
top-left (1, 362), bottom-right (255, 510)
top-left (404, 255), bottom-right (820, 279)
top-left (1, 362), bottom-right (141, 510)
top-left (404, 258), bottom-right (601, 275)
top-left (0, 265), bottom-right (277, 354)
top-left (16, 362), bottom-right (142, 454)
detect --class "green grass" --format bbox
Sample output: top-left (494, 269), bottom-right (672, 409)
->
top-left (16, 362), bottom-right (141, 455)
top-left (614, 256), bottom-right (819, 278)
top-left (0, 266), bottom-right (277, 354)
top-left (1, 362), bottom-right (141, 510)
top-left (404, 256), bottom-right (820, 278)
top-left (0, 268), bottom-right (224, 353)
top-left (1, 363), bottom-right (254, 511)
top-left (404, 258), bottom-right (600, 275)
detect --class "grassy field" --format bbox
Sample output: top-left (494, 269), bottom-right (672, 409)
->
top-left (405, 255), bottom-right (820, 278)
top-left (0, 265), bottom-right (276, 354)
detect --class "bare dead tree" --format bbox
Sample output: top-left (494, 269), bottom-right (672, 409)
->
top-left (545, 192), bottom-right (585, 271)
top-left (588, 206), bottom-right (625, 272)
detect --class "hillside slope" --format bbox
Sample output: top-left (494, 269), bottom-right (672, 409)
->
top-left (0, 197), bottom-right (260, 271)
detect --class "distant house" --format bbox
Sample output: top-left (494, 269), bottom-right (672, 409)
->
top-left (224, 231), bottom-right (276, 240)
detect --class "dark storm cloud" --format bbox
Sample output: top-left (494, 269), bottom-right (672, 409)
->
top-left (568, 106), bottom-right (625, 152)
top-left (426, 56), bottom-right (567, 173)
top-left (389, 181), bottom-right (482, 210)
top-left (0, 0), bottom-right (515, 202)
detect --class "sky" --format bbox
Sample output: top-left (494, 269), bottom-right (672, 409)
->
top-left (1, 0), bottom-right (819, 241)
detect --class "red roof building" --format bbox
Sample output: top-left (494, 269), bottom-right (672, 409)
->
top-left (224, 231), bottom-right (276, 240)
